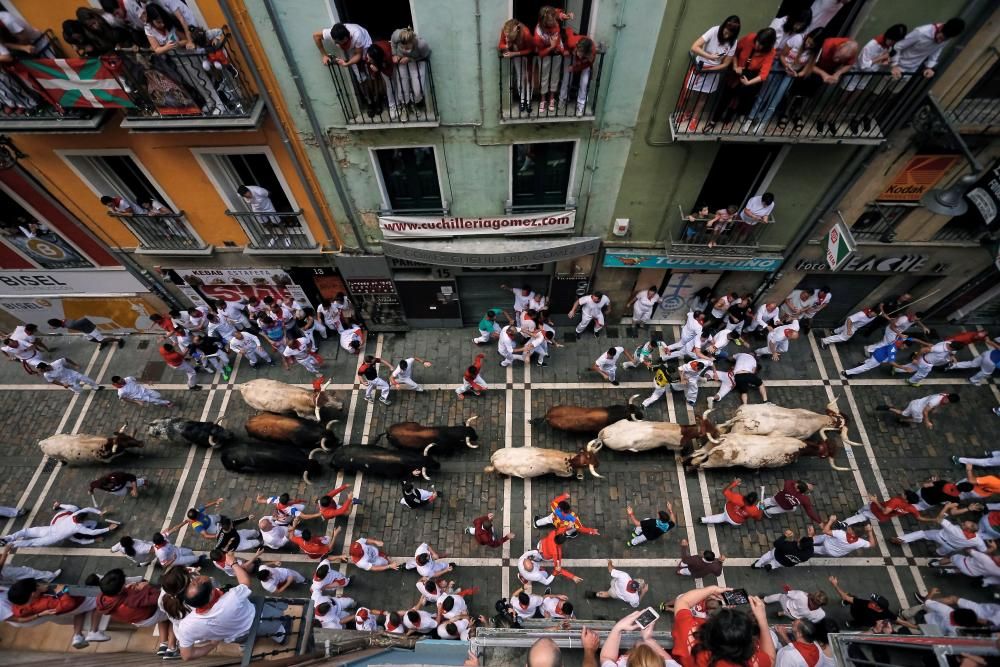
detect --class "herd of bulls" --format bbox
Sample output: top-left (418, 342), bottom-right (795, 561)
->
top-left (35, 379), bottom-right (860, 482)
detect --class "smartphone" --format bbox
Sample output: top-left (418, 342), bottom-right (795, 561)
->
top-left (634, 606), bottom-right (660, 629)
top-left (722, 589), bottom-right (750, 606)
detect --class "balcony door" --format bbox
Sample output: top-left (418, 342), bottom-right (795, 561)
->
top-left (60, 152), bottom-right (172, 212)
top-left (195, 149), bottom-right (294, 212)
top-left (332, 0), bottom-right (413, 41)
top-left (691, 144), bottom-right (782, 213)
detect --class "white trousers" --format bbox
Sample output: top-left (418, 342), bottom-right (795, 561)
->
top-left (576, 312), bottom-right (605, 334)
top-left (394, 376), bottom-right (423, 392)
top-left (958, 451), bottom-right (1000, 467)
top-left (1, 564), bottom-right (60, 584)
top-left (866, 326), bottom-right (898, 355)
top-left (241, 347), bottom-right (271, 366)
top-left (295, 354), bottom-right (321, 375)
top-left (844, 357), bottom-right (881, 376)
top-left (456, 375), bottom-right (487, 394)
top-left (671, 376), bottom-right (700, 404)
top-left (642, 385), bottom-right (669, 408)
top-left (56, 371), bottom-right (100, 394)
top-left (753, 549), bottom-right (785, 569)
top-left (821, 323), bottom-right (855, 345)
top-left (169, 360), bottom-right (198, 388)
top-left (559, 61), bottom-right (590, 107)
top-left (701, 511), bottom-right (739, 526)
top-left (757, 339), bottom-right (789, 356)
top-left (365, 378), bottom-right (391, 401)
top-left (953, 352), bottom-right (997, 383)
top-left (905, 358), bottom-right (943, 384)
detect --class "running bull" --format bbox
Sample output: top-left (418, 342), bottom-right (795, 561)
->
top-left (239, 378), bottom-right (344, 422)
top-left (684, 428), bottom-right (852, 471)
top-left (587, 413), bottom-right (719, 454)
top-left (531, 394), bottom-right (643, 433)
top-left (484, 442), bottom-right (602, 479)
top-left (245, 413), bottom-right (340, 451)
top-left (711, 398), bottom-right (857, 442)
top-left (39, 423), bottom-right (143, 465)
top-left (328, 445), bottom-right (441, 480)
top-left (218, 441), bottom-right (324, 484)
top-left (372, 415), bottom-right (479, 455)
top-left (146, 417), bottom-right (235, 449)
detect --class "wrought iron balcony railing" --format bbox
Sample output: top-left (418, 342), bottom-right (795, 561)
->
top-left (673, 205), bottom-right (773, 256)
top-left (109, 211), bottom-right (207, 251)
top-left (225, 210), bottom-right (316, 250)
top-left (499, 51), bottom-right (605, 121)
top-left (327, 58), bottom-right (438, 127)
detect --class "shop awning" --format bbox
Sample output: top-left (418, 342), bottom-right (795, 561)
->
top-left (382, 236), bottom-right (601, 267)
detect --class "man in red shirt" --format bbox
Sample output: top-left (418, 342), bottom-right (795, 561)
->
top-left (456, 353), bottom-right (487, 400)
top-left (466, 512), bottom-right (513, 548)
top-left (536, 525), bottom-right (582, 583)
top-left (289, 519), bottom-right (338, 559)
top-left (672, 585), bottom-right (775, 667)
top-left (95, 568), bottom-right (178, 658)
top-left (299, 484), bottom-right (359, 522)
top-left (701, 478), bottom-right (763, 526)
top-left (7, 578), bottom-right (96, 649)
top-left (158, 342), bottom-right (201, 391)
top-left (762, 480), bottom-right (822, 522)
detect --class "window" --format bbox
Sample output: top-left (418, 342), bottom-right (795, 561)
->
top-left (374, 147), bottom-right (443, 212)
top-left (195, 150), bottom-right (294, 212)
top-left (0, 186), bottom-right (92, 269)
top-left (690, 144), bottom-right (781, 212)
top-left (512, 141), bottom-right (575, 210)
top-left (852, 202), bottom-right (913, 241)
top-left (61, 153), bottom-right (170, 210)
top-left (332, 0), bottom-right (413, 41)
top-left (514, 0), bottom-right (593, 35)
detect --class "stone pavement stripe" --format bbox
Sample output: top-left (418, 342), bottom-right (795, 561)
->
top-left (812, 331), bottom-right (914, 609)
top-left (326, 335), bottom-right (366, 544)
top-left (501, 361), bottom-right (514, 599)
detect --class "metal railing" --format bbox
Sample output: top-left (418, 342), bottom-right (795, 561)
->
top-left (671, 54), bottom-right (934, 141)
top-left (932, 223), bottom-right (988, 242)
top-left (499, 52), bottom-right (605, 121)
top-left (111, 29), bottom-right (257, 119)
top-left (943, 46), bottom-right (1000, 133)
top-left (226, 209), bottom-right (315, 249)
top-left (108, 210), bottom-right (206, 251)
top-left (673, 204), bottom-right (770, 254)
top-left (327, 58), bottom-right (437, 126)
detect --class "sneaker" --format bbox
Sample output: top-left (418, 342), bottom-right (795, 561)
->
top-left (95, 385), bottom-right (105, 391)
top-left (548, 99), bottom-right (556, 113)
top-left (584, 590), bottom-right (597, 599)
top-left (625, 539), bottom-right (633, 548)
top-left (162, 648), bottom-right (181, 660)
top-left (46, 568), bottom-right (62, 581)
top-left (576, 104), bottom-right (585, 117)
top-left (98, 341), bottom-right (109, 350)
top-left (908, 382), bottom-right (922, 387)
top-left (594, 330), bottom-right (601, 338)
top-left (380, 399), bottom-right (392, 406)
top-left (189, 385), bottom-right (202, 391)
top-left (928, 558), bottom-right (941, 568)
top-left (365, 396), bottom-right (374, 404)
top-left (575, 331), bottom-right (582, 340)
top-left (951, 455), bottom-right (963, 467)
top-left (994, 407), bottom-right (1000, 417)
top-left (466, 527), bottom-right (476, 536)
top-left (533, 515), bottom-right (543, 528)
top-left (72, 634), bottom-right (89, 649)
top-left (117, 339), bottom-right (125, 348)
top-left (969, 378), bottom-right (985, 386)
top-left (544, 587), bottom-right (551, 595)
top-left (157, 643), bottom-right (169, 656)
top-left (687, 400), bottom-right (695, 406)
top-left (86, 631), bottom-right (111, 642)
top-left (538, 101), bottom-right (546, 114)
top-left (841, 371), bottom-right (849, 378)
top-left (611, 380), bottom-right (619, 386)
top-left (913, 591), bottom-right (927, 604)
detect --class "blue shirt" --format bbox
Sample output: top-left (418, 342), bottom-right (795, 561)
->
top-left (991, 350), bottom-right (1000, 365)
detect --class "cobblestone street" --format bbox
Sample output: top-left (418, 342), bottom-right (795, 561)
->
top-left (0, 323), bottom-right (996, 636)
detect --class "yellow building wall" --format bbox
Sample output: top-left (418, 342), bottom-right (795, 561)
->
top-left (8, 0), bottom-right (328, 251)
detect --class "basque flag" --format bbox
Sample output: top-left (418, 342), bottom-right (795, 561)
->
top-left (14, 57), bottom-right (134, 109)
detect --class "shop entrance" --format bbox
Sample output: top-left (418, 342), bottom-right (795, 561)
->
top-left (791, 275), bottom-right (884, 325)
top-left (395, 279), bottom-right (461, 327)
top-left (457, 274), bottom-right (546, 326)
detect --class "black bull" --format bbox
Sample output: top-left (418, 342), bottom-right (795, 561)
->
top-left (329, 445), bottom-right (441, 479)
top-left (219, 442), bottom-right (324, 483)
top-left (372, 416), bottom-right (479, 455)
top-left (245, 413), bottom-right (340, 451)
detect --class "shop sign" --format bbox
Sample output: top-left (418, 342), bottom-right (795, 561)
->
top-left (965, 161), bottom-right (1000, 230)
top-left (383, 237), bottom-right (600, 267)
top-left (1, 232), bottom-right (93, 270)
top-left (379, 211), bottom-right (575, 238)
top-left (171, 268), bottom-right (308, 305)
top-left (603, 251), bottom-right (782, 272)
top-left (795, 253), bottom-right (943, 273)
top-left (0, 269), bottom-right (147, 296)
top-left (877, 155), bottom-right (960, 202)
top-left (825, 221), bottom-right (856, 270)
top-left (0, 295), bottom-right (161, 332)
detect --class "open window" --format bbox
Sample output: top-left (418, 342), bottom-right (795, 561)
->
top-left (60, 152), bottom-right (172, 210)
top-left (373, 146), bottom-right (444, 213)
top-left (0, 184), bottom-right (94, 268)
top-left (511, 141), bottom-right (576, 211)
top-left (513, 0), bottom-right (594, 35)
top-left (690, 144), bottom-right (782, 212)
top-left (331, 0), bottom-right (413, 41)
top-left (195, 149), bottom-right (294, 212)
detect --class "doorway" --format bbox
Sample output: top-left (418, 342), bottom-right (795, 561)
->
top-left (395, 279), bottom-right (462, 326)
top-left (457, 274), bottom-right (545, 326)
top-left (690, 144), bottom-right (782, 212)
top-left (333, 0), bottom-right (413, 41)
top-left (791, 274), bottom-right (884, 325)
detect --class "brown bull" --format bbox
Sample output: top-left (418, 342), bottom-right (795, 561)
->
top-left (532, 395), bottom-right (643, 433)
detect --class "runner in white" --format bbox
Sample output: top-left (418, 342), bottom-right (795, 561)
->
top-left (820, 307), bottom-right (876, 348)
top-left (812, 516), bottom-right (875, 558)
top-left (896, 340), bottom-right (963, 386)
top-left (36, 358), bottom-right (101, 394)
top-left (517, 550), bottom-right (555, 586)
top-left (256, 564), bottom-right (306, 593)
top-left (282, 337), bottom-right (322, 376)
top-left (590, 561), bottom-right (646, 608)
top-left (112, 376), bottom-right (172, 407)
top-left (229, 331), bottom-right (272, 368)
top-left (626, 286), bottom-right (662, 328)
top-left (0, 504), bottom-right (119, 548)
top-left (885, 392), bottom-right (958, 428)
top-left (745, 302), bottom-right (781, 334)
top-left (340, 324), bottom-right (364, 354)
top-left (570, 291), bottom-right (611, 338)
top-left (670, 359), bottom-right (713, 406)
top-left (391, 357), bottom-right (431, 392)
top-left (500, 283), bottom-right (534, 323)
top-left (592, 346), bottom-right (634, 386)
top-left (498, 325), bottom-right (519, 367)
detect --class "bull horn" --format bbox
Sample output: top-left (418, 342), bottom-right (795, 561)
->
top-left (117, 421), bottom-right (128, 433)
top-left (424, 443), bottom-right (437, 457)
top-left (586, 439), bottom-right (603, 452)
top-left (321, 378), bottom-right (333, 392)
top-left (465, 436), bottom-right (479, 449)
top-left (421, 467), bottom-right (430, 481)
top-left (628, 393), bottom-right (640, 405)
top-left (214, 417), bottom-right (226, 426)
top-left (302, 469), bottom-right (313, 484)
top-left (826, 395), bottom-right (841, 410)
top-left (313, 399), bottom-right (321, 422)
top-left (839, 425), bottom-right (861, 447)
top-left (308, 447), bottom-right (323, 459)
top-left (325, 419), bottom-right (339, 430)
top-left (706, 432), bottom-right (721, 444)
top-left (208, 434), bottom-right (220, 448)
top-left (588, 464), bottom-right (603, 479)
top-left (828, 457), bottom-right (852, 472)
top-left (702, 408), bottom-right (714, 421)
top-left (819, 427), bottom-right (834, 440)
top-left (465, 415), bottom-right (478, 427)
top-left (320, 436), bottom-right (330, 452)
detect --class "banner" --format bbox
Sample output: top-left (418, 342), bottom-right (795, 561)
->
top-left (14, 57), bottom-right (134, 109)
top-left (603, 250), bottom-right (782, 272)
top-left (172, 268), bottom-right (309, 305)
top-left (0, 296), bottom-right (160, 333)
top-left (0, 269), bottom-right (147, 296)
top-left (877, 155), bottom-right (960, 202)
top-left (964, 160), bottom-right (1000, 230)
top-left (379, 211), bottom-right (575, 238)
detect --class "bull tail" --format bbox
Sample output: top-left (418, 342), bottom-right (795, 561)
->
top-left (529, 416), bottom-right (545, 426)
top-left (483, 465), bottom-right (495, 475)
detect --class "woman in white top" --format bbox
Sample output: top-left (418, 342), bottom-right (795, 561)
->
top-left (143, 4), bottom-right (226, 114)
top-left (626, 286), bottom-right (662, 327)
top-left (775, 27), bottom-right (824, 132)
top-left (749, 11), bottom-right (813, 128)
top-left (682, 16), bottom-right (740, 132)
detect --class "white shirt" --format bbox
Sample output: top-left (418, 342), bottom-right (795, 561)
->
top-left (528, 295), bottom-right (548, 312)
top-left (857, 37), bottom-right (891, 72)
top-left (633, 292), bottom-right (661, 317)
top-left (403, 609), bottom-right (437, 632)
top-left (805, 292), bottom-right (831, 317)
top-left (282, 338), bottom-right (313, 361)
top-left (258, 566), bottom-right (298, 593)
top-left (595, 347), bottom-right (624, 372)
top-left (498, 328), bottom-right (516, 355)
top-left (208, 318), bottom-right (236, 341)
top-left (754, 304), bottom-right (780, 329)
top-left (923, 599), bottom-right (960, 636)
top-left (154, 541), bottom-right (184, 566)
top-left (512, 288), bottom-right (534, 311)
top-left (936, 519), bottom-right (987, 553)
top-left (438, 594), bottom-right (467, 620)
top-left (695, 25), bottom-right (737, 67)
top-left (777, 590), bottom-right (826, 623)
top-left (242, 185), bottom-right (276, 213)
top-left (733, 352), bottom-right (757, 374)
top-left (352, 538), bottom-right (383, 571)
top-left (741, 196), bottom-right (775, 224)
top-left (958, 598), bottom-right (1000, 626)
top-left (609, 569), bottom-right (640, 607)
top-left (10, 325), bottom-right (37, 345)
top-left (542, 596), bottom-right (572, 618)
top-left (229, 333), bottom-right (263, 355)
top-left (680, 311), bottom-right (703, 343)
top-left (517, 551), bottom-right (544, 580)
top-left (340, 325), bottom-right (362, 352)
top-left (321, 23), bottom-right (372, 56)
top-left (1, 342), bottom-right (38, 362)
top-left (413, 543), bottom-right (442, 577)
top-left (437, 618), bottom-right (470, 640)
top-left (892, 24), bottom-right (947, 72)
top-left (416, 579), bottom-right (445, 603)
top-left (116, 377), bottom-right (153, 401)
top-left (310, 565), bottom-right (348, 596)
top-left (174, 584), bottom-right (256, 648)
top-left (907, 393), bottom-right (946, 416)
top-left (260, 524), bottom-right (288, 549)
top-left (784, 291), bottom-right (816, 316)
top-left (922, 342), bottom-right (953, 366)
top-left (42, 358), bottom-right (76, 385)
top-left (846, 310), bottom-right (876, 326)
top-left (513, 593), bottom-right (543, 618)
top-left (808, 0), bottom-right (844, 31)
top-left (158, 0), bottom-right (200, 28)
top-left (111, 539), bottom-right (155, 564)
top-left (392, 358), bottom-right (414, 381)
top-left (814, 530), bottom-right (870, 557)
top-left (578, 294), bottom-right (610, 317)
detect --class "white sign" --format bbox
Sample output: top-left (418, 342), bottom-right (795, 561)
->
top-left (0, 269), bottom-right (148, 297)
top-left (379, 211), bottom-right (576, 239)
top-left (825, 221), bottom-right (856, 271)
top-left (0, 296), bottom-right (161, 333)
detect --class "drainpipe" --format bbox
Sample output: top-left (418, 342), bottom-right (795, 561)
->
top-left (253, 0), bottom-right (371, 252)
top-left (220, 0), bottom-right (353, 251)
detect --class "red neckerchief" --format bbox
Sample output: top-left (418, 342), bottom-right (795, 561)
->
top-left (874, 34), bottom-right (888, 48)
top-left (845, 531), bottom-right (860, 544)
top-left (793, 640), bottom-right (820, 667)
top-left (962, 528), bottom-right (979, 539)
top-left (933, 23), bottom-right (944, 40)
top-left (195, 589), bottom-right (224, 615)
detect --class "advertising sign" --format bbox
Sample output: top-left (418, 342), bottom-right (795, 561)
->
top-left (964, 160), bottom-right (1000, 230)
top-left (877, 155), bottom-right (961, 202)
top-left (0, 296), bottom-right (161, 332)
top-left (0, 232), bottom-right (92, 269)
top-left (379, 211), bottom-right (575, 238)
top-left (603, 251), bottom-right (782, 272)
top-left (0, 269), bottom-right (148, 296)
top-left (825, 221), bottom-right (856, 270)
top-left (171, 268), bottom-right (309, 305)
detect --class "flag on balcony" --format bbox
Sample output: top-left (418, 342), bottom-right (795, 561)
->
top-left (12, 57), bottom-right (134, 109)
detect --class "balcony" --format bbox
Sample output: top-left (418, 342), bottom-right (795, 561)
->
top-left (225, 210), bottom-right (317, 251)
top-left (109, 211), bottom-right (210, 254)
top-left (115, 29), bottom-right (264, 130)
top-left (671, 205), bottom-right (773, 257)
top-left (327, 59), bottom-right (438, 128)
top-left (499, 52), bottom-right (605, 122)
top-left (944, 47), bottom-right (1000, 135)
top-left (670, 56), bottom-right (933, 144)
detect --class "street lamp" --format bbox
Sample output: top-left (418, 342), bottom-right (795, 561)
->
top-left (919, 174), bottom-right (979, 217)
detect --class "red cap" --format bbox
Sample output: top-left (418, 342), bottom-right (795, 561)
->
top-left (350, 542), bottom-right (363, 561)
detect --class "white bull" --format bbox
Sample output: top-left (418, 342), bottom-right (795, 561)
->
top-left (39, 423), bottom-right (143, 465)
top-left (239, 379), bottom-right (344, 421)
top-left (588, 416), bottom-right (715, 453)
top-left (686, 428), bottom-right (851, 471)
top-left (712, 397), bottom-right (859, 444)
top-left (485, 443), bottom-right (602, 479)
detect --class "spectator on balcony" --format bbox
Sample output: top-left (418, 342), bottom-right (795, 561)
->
top-left (749, 13), bottom-right (814, 131)
top-left (764, 27), bottom-right (823, 134)
top-left (559, 29), bottom-right (596, 117)
top-left (391, 27), bottom-right (431, 111)
top-left (100, 194), bottom-right (147, 216)
top-left (735, 192), bottom-right (774, 242)
top-left (498, 18), bottom-right (534, 113)
top-left (76, 8), bottom-right (135, 54)
top-left (0, 43), bottom-right (38, 115)
top-left (314, 22), bottom-right (374, 112)
top-left (839, 24), bottom-right (907, 135)
top-left (805, 36), bottom-right (859, 134)
top-left (534, 6), bottom-right (573, 115)
top-left (703, 204), bottom-right (738, 248)
top-left (0, 11), bottom-right (55, 58)
top-left (891, 18), bottom-right (965, 80)
top-left (707, 27), bottom-right (776, 132)
top-left (156, 0), bottom-right (203, 48)
top-left (683, 16), bottom-right (740, 132)
top-left (238, 184), bottom-right (280, 226)
top-left (135, 196), bottom-right (170, 215)
top-left (364, 40), bottom-right (401, 120)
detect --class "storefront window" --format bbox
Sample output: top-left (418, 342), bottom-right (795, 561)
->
top-left (852, 203), bottom-right (914, 242)
top-left (512, 141), bottom-right (575, 211)
top-left (0, 187), bottom-right (93, 269)
top-left (375, 147), bottom-right (444, 213)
